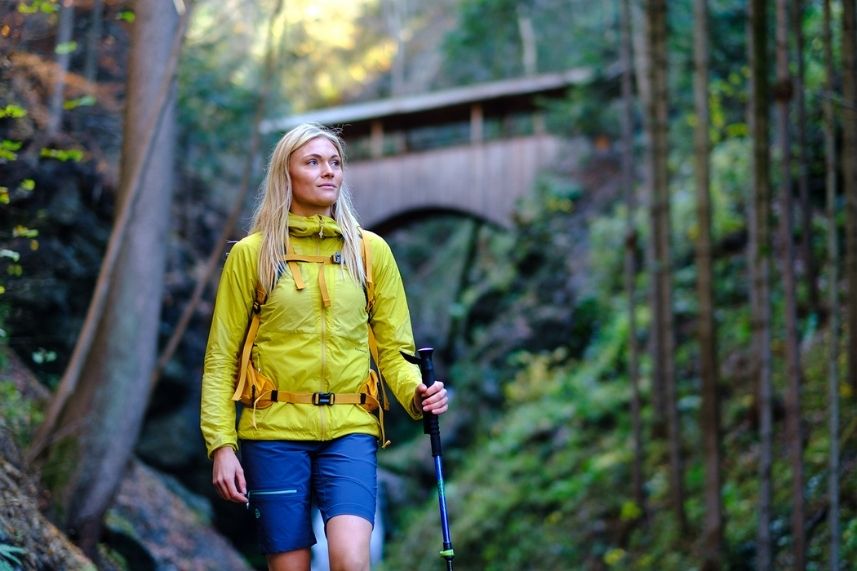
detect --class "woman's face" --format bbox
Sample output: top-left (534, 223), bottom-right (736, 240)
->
top-left (288, 136), bottom-right (343, 217)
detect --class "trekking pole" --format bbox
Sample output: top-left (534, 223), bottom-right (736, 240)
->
top-left (402, 347), bottom-right (455, 570)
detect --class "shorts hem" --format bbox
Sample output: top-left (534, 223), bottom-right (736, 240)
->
top-left (261, 538), bottom-right (317, 556)
top-left (324, 505), bottom-right (376, 528)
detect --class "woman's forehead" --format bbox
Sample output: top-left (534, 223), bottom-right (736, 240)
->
top-left (295, 137), bottom-right (340, 157)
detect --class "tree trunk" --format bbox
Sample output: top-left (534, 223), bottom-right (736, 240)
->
top-left (843, 0), bottom-right (857, 398)
top-left (83, 0), bottom-right (104, 87)
top-left (692, 0), bottom-right (723, 567)
top-left (749, 0), bottom-right (774, 568)
top-left (517, 5), bottom-right (537, 76)
top-left (792, 0), bottom-right (818, 316)
top-left (620, 0), bottom-right (646, 516)
top-left (822, 1), bottom-right (841, 567)
top-left (775, 0), bottom-right (806, 567)
top-left (47, 0), bottom-right (74, 138)
top-left (40, 3), bottom-right (181, 556)
top-left (152, 0), bottom-right (286, 389)
top-left (646, 0), bottom-right (686, 531)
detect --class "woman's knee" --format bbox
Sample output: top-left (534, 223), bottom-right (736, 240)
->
top-left (326, 515), bottom-right (372, 571)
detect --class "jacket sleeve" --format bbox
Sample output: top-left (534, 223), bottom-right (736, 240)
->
top-left (200, 238), bottom-right (258, 458)
top-left (366, 233), bottom-right (424, 420)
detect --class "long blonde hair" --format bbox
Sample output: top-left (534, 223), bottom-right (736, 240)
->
top-left (251, 123), bottom-right (365, 292)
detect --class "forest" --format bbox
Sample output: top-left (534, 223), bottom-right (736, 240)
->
top-left (1, 0), bottom-right (856, 570)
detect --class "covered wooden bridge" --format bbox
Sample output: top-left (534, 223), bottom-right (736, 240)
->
top-left (261, 68), bottom-right (596, 231)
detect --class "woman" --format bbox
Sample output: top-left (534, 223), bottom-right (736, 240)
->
top-left (200, 123), bottom-right (448, 571)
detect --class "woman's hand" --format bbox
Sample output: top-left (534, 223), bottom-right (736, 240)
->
top-left (212, 446), bottom-right (248, 503)
top-left (414, 381), bottom-right (448, 415)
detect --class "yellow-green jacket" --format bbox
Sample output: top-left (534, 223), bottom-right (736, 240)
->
top-left (200, 214), bottom-right (423, 458)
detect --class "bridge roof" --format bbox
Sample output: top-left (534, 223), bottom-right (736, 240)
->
top-left (261, 67), bottom-right (597, 136)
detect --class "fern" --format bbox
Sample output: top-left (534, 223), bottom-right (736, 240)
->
top-left (0, 543), bottom-right (26, 571)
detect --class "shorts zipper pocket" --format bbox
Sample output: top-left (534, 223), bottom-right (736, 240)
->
top-left (248, 488), bottom-right (298, 499)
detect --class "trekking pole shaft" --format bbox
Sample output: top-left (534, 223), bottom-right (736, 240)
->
top-left (415, 348), bottom-right (455, 569)
top-left (434, 455), bottom-right (453, 547)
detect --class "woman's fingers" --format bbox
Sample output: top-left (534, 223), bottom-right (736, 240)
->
top-left (420, 381), bottom-right (449, 415)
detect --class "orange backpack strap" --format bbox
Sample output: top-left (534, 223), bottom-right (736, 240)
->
top-left (231, 285), bottom-right (267, 402)
top-left (284, 243), bottom-right (341, 308)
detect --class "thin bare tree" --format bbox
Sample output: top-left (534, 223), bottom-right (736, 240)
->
top-left (748, 0), bottom-right (774, 567)
top-left (792, 0), bottom-right (818, 315)
top-left (692, 0), bottom-right (723, 567)
top-left (645, 0), bottom-right (686, 531)
top-left (83, 0), bottom-right (104, 87)
top-left (47, 0), bottom-right (74, 137)
top-left (774, 0), bottom-right (806, 566)
top-left (844, 0), bottom-right (857, 396)
top-left (822, 1), bottom-right (841, 567)
top-left (619, 0), bottom-right (646, 515)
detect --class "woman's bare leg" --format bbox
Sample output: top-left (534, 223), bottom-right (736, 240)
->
top-left (326, 515), bottom-right (373, 571)
top-left (267, 548), bottom-right (311, 571)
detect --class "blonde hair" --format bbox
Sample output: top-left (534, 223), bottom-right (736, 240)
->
top-left (251, 123), bottom-right (365, 292)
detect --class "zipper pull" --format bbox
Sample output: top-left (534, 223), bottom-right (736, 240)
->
top-left (318, 215), bottom-right (324, 238)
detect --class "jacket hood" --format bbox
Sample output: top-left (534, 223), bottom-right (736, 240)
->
top-left (288, 214), bottom-right (343, 238)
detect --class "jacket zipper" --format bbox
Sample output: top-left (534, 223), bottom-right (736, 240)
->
top-left (317, 221), bottom-right (330, 440)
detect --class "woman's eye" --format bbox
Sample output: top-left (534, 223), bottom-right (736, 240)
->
top-left (307, 159), bottom-right (318, 165)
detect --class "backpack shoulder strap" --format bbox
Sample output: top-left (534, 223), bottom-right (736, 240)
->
top-left (360, 234), bottom-right (375, 314)
top-left (231, 284), bottom-right (268, 402)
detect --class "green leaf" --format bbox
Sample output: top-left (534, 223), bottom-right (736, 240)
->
top-left (17, 0), bottom-right (58, 15)
top-left (63, 95), bottom-right (97, 110)
top-left (55, 40), bottom-right (78, 55)
top-left (19, 178), bottom-right (35, 191)
top-left (0, 104), bottom-right (27, 119)
top-left (0, 250), bottom-right (21, 262)
top-left (40, 147), bottom-right (84, 162)
top-left (12, 225), bottom-right (38, 238)
top-left (116, 10), bottom-right (135, 23)
top-left (1, 140), bottom-right (22, 151)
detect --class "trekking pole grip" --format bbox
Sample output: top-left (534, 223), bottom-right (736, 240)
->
top-left (416, 348), bottom-right (443, 457)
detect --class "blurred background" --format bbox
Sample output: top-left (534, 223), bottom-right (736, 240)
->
top-left (1, 0), bottom-right (856, 569)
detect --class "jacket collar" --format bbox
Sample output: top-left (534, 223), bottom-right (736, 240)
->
top-left (288, 214), bottom-right (342, 238)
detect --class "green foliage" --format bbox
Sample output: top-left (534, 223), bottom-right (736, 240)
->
top-left (0, 544), bottom-right (26, 571)
top-left (0, 105), bottom-right (27, 119)
top-left (0, 140), bottom-right (22, 161)
top-left (0, 381), bottom-right (43, 448)
top-left (38, 147), bottom-right (84, 162)
top-left (439, 0), bottom-right (617, 88)
top-left (63, 95), bottom-right (96, 110)
top-left (54, 41), bottom-right (78, 55)
top-left (16, 0), bottom-right (57, 15)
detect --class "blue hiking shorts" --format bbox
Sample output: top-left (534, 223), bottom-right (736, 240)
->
top-left (240, 434), bottom-right (378, 554)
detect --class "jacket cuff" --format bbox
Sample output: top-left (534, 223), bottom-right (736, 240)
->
top-left (207, 438), bottom-right (238, 460)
